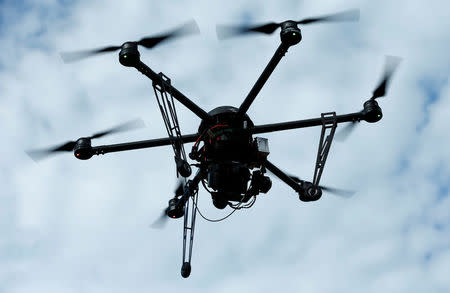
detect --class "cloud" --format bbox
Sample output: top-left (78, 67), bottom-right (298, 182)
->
top-left (1, 0), bottom-right (449, 292)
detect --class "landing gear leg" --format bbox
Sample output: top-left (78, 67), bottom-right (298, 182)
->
top-left (180, 190), bottom-right (198, 278)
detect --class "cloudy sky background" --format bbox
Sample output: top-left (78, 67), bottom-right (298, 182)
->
top-left (1, 0), bottom-right (449, 292)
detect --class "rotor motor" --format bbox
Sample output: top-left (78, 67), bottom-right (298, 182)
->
top-left (73, 138), bottom-right (93, 160)
top-left (166, 197), bottom-right (185, 218)
top-left (363, 100), bottom-right (383, 123)
top-left (298, 181), bottom-right (322, 202)
top-left (280, 21), bottom-right (302, 46)
top-left (119, 42), bottom-right (141, 67)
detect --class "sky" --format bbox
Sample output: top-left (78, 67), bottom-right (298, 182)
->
top-left (0, 0), bottom-right (449, 292)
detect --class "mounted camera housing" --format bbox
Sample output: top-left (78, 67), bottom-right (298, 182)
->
top-left (211, 192), bottom-right (229, 209)
top-left (207, 162), bottom-right (250, 201)
top-left (251, 170), bottom-right (272, 194)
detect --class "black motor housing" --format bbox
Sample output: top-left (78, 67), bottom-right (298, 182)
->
top-left (74, 138), bottom-right (93, 160)
top-left (119, 42), bottom-right (140, 67)
top-left (363, 100), bottom-right (383, 123)
top-left (167, 198), bottom-right (184, 218)
top-left (280, 21), bottom-right (302, 45)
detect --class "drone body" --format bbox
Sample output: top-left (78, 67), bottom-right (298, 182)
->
top-left (28, 10), bottom-right (401, 278)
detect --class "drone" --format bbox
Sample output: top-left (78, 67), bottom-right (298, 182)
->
top-left (28, 10), bottom-right (401, 278)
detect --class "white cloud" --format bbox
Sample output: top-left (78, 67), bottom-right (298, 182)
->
top-left (1, 0), bottom-right (449, 292)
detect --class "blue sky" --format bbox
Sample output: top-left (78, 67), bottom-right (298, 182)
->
top-left (1, 0), bottom-right (449, 292)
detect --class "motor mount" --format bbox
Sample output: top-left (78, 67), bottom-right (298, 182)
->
top-left (363, 99), bottom-right (383, 123)
top-left (119, 42), bottom-right (140, 67)
top-left (298, 181), bottom-right (322, 202)
top-left (167, 198), bottom-right (185, 218)
top-left (280, 21), bottom-right (302, 46)
top-left (74, 138), bottom-right (93, 160)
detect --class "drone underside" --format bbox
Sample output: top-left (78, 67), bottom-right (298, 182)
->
top-left (27, 10), bottom-right (401, 278)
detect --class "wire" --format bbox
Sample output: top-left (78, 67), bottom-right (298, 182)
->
top-left (194, 201), bottom-right (238, 223)
top-left (193, 124), bottom-right (229, 148)
top-left (195, 179), bottom-right (252, 222)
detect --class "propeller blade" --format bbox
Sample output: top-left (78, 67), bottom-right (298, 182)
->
top-left (26, 119), bottom-right (144, 162)
top-left (216, 22), bottom-right (280, 39)
top-left (26, 141), bottom-right (77, 161)
top-left (216, 9), bottom-right (359, 40)
top-left (150, 207), bottom-right (169, 229)
top-left (335, 121), bottom-right (358, 142)
top-left (174, 180), bottom-right (185, 197)
top-left (371, 55), bottom-right (402, 100)
top-left (320, 185), bottom-right (356, 198)
top-left (289, 175), bottom-right (303, 183)
top-left (150, 179), bottom-right (185, 229)
top-left (90, 118), bottom-right (145, 139)
top-left (138, 19), bottom-right (200, 49)
top-left (297, 9), bottom-right (360, 25)
top-left (60, 46), bottom-right (122, 63)
top-left (289, 174), bottom-right (355, 198)
top-left (60, 20), bottom-right (200, 62)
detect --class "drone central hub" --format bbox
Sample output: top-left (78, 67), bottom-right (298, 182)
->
top-left (192, 106), bottom-right (272, 205)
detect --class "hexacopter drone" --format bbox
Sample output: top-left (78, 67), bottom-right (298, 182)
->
top-left (28, 9), bottom-right (401, 278)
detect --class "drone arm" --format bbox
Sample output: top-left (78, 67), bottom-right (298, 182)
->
top-left (250, 111), bottom-right (364, 134)
top-left (91, 133), bottom-right (198, 156)
top-left (234, 42), bottom-right (291, 122)
top-left (134, 61), bottom-right (211, 122)
top-left (264, 160), bottom-right (302, 192)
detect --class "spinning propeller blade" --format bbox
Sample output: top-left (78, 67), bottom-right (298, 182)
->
top-left (335, 55), bottom-right (401, 141)
top-left (150, 207), bottom-right (170, 229)
top-left (371, 55), bottom-right (402, 100)
top-left (26, 118), bottom-right (145, 161)
top-left (216, 9), bottom-right (359, 39)
top-left (289, 175), bottom-right (356, 198)
top-left (334, 121), bottom-right (358, 142)
top-left (296, 9), bottom-right (360, 25)
top-left (61, 20), bottom-right (200, 63)
top-left (150, 179), bottom-right (185, 229)
top-left (216, 22), bottom-right (280, 39)
top-left (89, 119), bottom-right (145, 139)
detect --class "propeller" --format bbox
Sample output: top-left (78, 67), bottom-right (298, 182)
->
top-left (60, 20), bottom-right (200, 63)
top-left (289, 175), bottom-right (355, 198)
top-left (26, 118), bottom-right (145, 161)
top-left (150, 179), bottom-right (185, 229)
top-left (334, 121), bottom-right (358, 142)
top-left (216, 9), bottom-right (359, 39)
top-left (370, 55), bottom-right (402, 100)
top-left (335, 55), bottom-right (402, 141)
